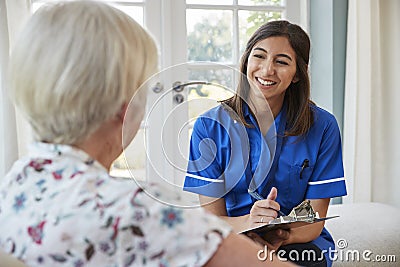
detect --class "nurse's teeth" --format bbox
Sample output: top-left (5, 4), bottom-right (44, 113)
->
top-left (257, 77), bottom-right (276, 86)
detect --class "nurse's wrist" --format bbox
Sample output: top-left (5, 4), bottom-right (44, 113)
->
top-left (242, 214), bottom-right (253, 230)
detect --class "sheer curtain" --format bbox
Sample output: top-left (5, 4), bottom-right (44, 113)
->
top-left (0, 0), bottom-right (30, 178)
top-left (343, 0), bottom-right (400, 207)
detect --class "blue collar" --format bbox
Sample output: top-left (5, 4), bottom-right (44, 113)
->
top-left (242, 101), bottom-right (286, 133)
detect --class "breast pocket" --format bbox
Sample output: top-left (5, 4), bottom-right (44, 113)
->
top-left (288, 163), bottom-right (314, 206)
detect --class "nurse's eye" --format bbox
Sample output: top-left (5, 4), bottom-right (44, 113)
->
top-left (276, 60), bottom-right (289, 65)
top-left (253, 54), bottom-right (264, 59)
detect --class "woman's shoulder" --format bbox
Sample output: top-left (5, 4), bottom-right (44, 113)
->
top-left (310, 104), bottom-right (339, 126)
top-left (198, 103), bottom-right (230, 118)
top-left (194, 103), bottom-right (236, 128)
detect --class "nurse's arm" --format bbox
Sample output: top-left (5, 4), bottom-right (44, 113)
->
top-left (282, 198), bottom-right (330, 245)
top-left (199, 195), bottom-right (251, 233)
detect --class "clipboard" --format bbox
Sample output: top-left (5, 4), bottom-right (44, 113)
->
top-left (238, 200), bottom-right (339, 235)
top-left (239, 215), bottom-right (339, 235)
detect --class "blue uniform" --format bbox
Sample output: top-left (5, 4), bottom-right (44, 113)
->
top-left (184, 102), bottom-right (347, 266)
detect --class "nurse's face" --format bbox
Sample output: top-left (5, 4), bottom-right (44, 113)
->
top-left (246, 36), bottom-right (298, 108)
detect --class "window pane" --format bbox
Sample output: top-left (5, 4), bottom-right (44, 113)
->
top-left (110, 128), bottom-right (146, 181)
top-left (186, 0), bottom-right (233, 5)
top-left (187, 69), bottom-right (235, 121)
top-left (238, 10), bottom-right (282, 55)
top-left (187, 9), bottom-right (233, 62)
top-left (238, 0), bottom-right (283, 6)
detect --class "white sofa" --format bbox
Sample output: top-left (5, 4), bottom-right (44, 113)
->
top-left (325, 202), bottom-right (400, 266)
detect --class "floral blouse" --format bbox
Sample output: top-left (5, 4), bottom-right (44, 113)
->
top-left (0, 143), bottom-right (231, 267)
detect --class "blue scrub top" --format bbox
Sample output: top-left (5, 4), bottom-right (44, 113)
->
top-left (184, 102), bottom-right (347, 266)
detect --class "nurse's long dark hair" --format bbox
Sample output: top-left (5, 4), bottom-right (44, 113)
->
top-left (222, 20), bottom-right (313, 136)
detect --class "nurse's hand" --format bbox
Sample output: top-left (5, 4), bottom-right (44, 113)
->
top-left (248, 187), bottom-right (281, 228)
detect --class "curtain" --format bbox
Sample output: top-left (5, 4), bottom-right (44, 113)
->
top-left (343, 0), bottom-right (400, 207)
top-left (0, 0), bottom-right (30, 178)
top-left (0, 0), bottom-right (17, 179)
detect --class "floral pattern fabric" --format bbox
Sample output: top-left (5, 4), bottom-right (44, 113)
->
top-left (0, 143), bottom-right (231, 267)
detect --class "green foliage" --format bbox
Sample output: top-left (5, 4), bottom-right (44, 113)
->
top-left (245, 11), bottom-right (282, 37)
top-left (244, 0), bottom-right (283, 38)
top-left (187, 13), bottom-right (232, 62)
top-left (186, 0), bottom-right (283, 96)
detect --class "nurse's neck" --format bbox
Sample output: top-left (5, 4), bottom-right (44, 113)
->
top-left (248, 90), bottom-right (284, 119)
top-left (249, 97), bottom-right (283, 118)
top-left (248, 95), bottom-right (284, 135)
top-left (268, 99), bottom-right (284, 119)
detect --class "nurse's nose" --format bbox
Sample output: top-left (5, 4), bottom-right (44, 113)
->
top-left (260, 58), bottom-right (275, 76)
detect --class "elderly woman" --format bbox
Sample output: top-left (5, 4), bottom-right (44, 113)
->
top-left (0, 1), bottom-right (294, 267)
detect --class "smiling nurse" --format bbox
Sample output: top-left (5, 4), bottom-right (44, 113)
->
top-left (184, 20), bottom-right (347, 267)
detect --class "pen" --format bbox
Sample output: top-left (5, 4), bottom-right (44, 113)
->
top-left (299, 159), bottom-right (309, 179)
top-left (248, 189), bottom-right (286, 217)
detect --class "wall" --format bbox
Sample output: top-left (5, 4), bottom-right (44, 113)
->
top-left (309, 0), bottom-right (348, 204)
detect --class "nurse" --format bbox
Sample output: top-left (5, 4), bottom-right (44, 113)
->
top-left (184, 20), bottom-right (347, 267)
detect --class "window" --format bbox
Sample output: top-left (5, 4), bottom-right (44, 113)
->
top-left (29, 0), bottom-right (301, 185)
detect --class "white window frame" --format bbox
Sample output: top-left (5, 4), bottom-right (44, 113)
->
top-left (25, 0), bottom-right (308, 185)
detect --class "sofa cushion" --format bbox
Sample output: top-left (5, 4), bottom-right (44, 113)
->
top-left (325, 202), bottom-right (400, 266)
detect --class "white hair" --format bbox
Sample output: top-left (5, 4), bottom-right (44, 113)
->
top-left (9, 0), bottom-right (158, 144)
